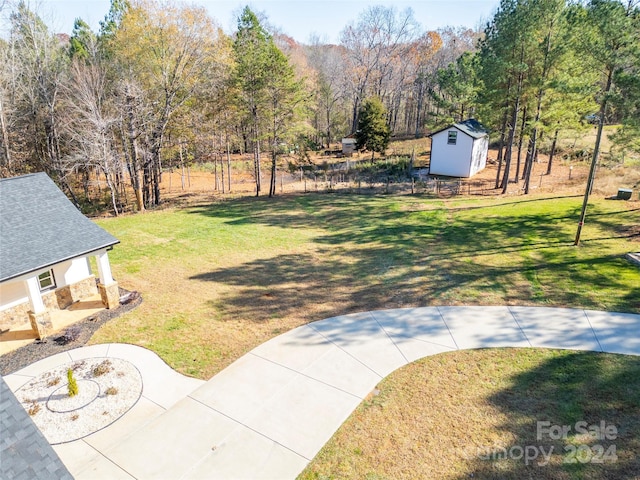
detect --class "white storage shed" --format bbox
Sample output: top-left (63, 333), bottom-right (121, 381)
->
top-left (429, 119), bottom-right (489, 178)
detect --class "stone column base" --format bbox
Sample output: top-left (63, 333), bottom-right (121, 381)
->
top-left (28, 310), bottom-right (52, 340)
top-left (98, 282), bottom-right (120, 309)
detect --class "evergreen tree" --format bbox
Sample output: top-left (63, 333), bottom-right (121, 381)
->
top-left (67, 369), bottom-right (78, 397)
top-left (434, 51), bottom-right (479, 123)
top-left (233, 6), bottom-right (272, 196)
top-left (69, 19), bottom-right (96, 62)
top-left (356, 97), bottom-right (390, 160)
top-left (263, 42), bottom-right (306, 197)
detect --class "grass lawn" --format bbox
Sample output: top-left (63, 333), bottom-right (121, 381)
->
top-left (299, 348), bottom-right (640, 479)
top-left (90, 193), bottom-right (640, 379)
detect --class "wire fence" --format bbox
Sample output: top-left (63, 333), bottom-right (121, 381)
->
top-left (153, 168), bottom-right (502, 198)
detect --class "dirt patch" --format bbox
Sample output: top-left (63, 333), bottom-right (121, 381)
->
top-left (618, 224), bottom-right (640, 241)
top-left (148, 146), bottom-right (638, 211)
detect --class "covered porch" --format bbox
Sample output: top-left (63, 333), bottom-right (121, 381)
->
top-left (0, 250), bottom-right (120, 355)
top-left (0, 294), bottom-right (106, 355)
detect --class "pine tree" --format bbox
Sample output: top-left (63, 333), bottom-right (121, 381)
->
top-left (233, 7), bottom-right (272, 196)
top-left (356, 97), bottom-right (390, 161)
top-left (263, 42), bottom-right (306, 197)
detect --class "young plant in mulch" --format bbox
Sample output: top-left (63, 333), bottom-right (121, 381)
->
top-left (92, 359), bottom-right (112, 377)
top-left (46, 376), bottom-right (60, 387)
top-left (67, 369), bottom-right (78, 397)
top-left (27, 401), bottom-right (40, 416)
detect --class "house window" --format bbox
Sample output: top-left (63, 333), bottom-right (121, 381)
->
top-left (38, 270), bottom-right (56, 291)
top-left (447, 131), bottom-right (457, 145)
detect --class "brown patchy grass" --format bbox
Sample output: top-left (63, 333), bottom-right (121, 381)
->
top-left (90, 191), bottom-right (640, 380)
top-left (299, 348), bottom-right (640, 480)
top-left (83, 137), bottom-right (640, 479)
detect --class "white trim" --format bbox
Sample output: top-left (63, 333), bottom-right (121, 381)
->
top-left (25, 276), bottom-right (46, 313)
top-left (37, 270), bottom-right (56, 291)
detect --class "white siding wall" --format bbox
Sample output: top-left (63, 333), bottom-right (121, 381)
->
top-left (429, 128), bottom-right (474, 177)
top-left (469, 136), bottom-right (489, 176)
top-left (0, 257), bottom-right (92, 311)
top-left (56, 257), bottom-right (92, 287)
top-left (0, 281), bottom-right (28, 311)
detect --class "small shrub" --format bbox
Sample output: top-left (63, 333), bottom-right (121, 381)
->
top-left (92, 359), bottom-right (113, 377)
top-left (105, 387), bottom-right (118, 396)
top-left (70, 414), bottom-right (79, 421)
top-left (28, 402), bottom-right (40, 416)
top-left (46, 376), bottom-right (60, 387)
top-left (67, 369), bottom-right (78, 397)
top-left (71, 360), bottom-right (85, 372)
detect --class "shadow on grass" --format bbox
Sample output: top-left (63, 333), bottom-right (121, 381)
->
top-left (188, 194), bottom-right (640, 324)
top-left (464, 351), bottom-right (640, 479)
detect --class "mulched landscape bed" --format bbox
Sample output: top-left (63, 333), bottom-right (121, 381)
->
top-left (0, 289), bottom-right (142, 376)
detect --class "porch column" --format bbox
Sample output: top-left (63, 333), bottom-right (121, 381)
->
top-left (24, 276), bottom-right (51, 339)
top-left (95, 251), bottom-right (119, 309)
top-left (96, 251), bottom-right (114, 285)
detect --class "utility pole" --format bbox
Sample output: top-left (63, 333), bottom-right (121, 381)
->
top-left (574, 70), bottom-right (611, 246)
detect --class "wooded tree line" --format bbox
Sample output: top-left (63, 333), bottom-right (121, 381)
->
top-left (473, 0), bottom-right (640, 196)
top-left (0, 0), bottom-right (638, 214)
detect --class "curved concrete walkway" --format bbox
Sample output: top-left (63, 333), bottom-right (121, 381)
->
top-left (5, 306), bottom-right (640, 479)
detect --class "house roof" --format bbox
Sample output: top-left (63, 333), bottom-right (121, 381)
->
top-left (0, 173), bottom-right (119, 283)
top-left (429, 119), bottom-right (489, 140)
top-left (0, 376), bottom-right (73, 480)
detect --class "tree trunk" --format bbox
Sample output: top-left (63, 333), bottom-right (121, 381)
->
top-left (500, 102), bottom-right (519, 194)
top-left (326, 104), bottom-right (332, 147)
top-left (501, 62), bottom-right (524, 195)
top-left (546, 129), bottom-right (559, 175)
top-left (269, 149), bottom-right (277, 197)
top-left (415, 78), bottom-right (425, 138)
top-left (351, 97), bottom-right (360, 134)
top-left (494, 76), bottom-right (512, 189)
top-left (253, 118), bottom-right (262, 196)
top-left (0, 96), bottom-right (11, 172)
top-left (124, 90), bottom-right (144, 212)
top-left (523, 29), bottom-right (553, 195)
top-left (220, 153), bottom-right (225, 194)
top-left (226, 135), bottom-right (232, 192)
top-left (213, 148), bottom-right (218, 190)
top-left (575, 68), bottom-right (613, 246)
top-left (104, 169), bottom-right (119, 217)
top-left (514, 105), bottom-right (527, 183)
top-left (494, 109), bottom-right (508, 189)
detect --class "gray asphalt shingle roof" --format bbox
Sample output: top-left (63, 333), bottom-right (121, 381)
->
top-left (0, 173), bottom-right (119, 283)
top-left (0, 376), bottom-right (73, 480)
top-left (429, 118), bottom-right (489, 139)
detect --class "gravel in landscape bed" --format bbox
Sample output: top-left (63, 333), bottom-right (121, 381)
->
top-left (15, 357), bottom-right (142, 444)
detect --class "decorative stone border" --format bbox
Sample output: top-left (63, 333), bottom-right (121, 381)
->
top-left (15, 357), bottom-right (142, 444)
